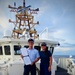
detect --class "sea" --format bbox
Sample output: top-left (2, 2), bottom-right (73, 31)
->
top-left (53, 55), bottom-right (75, 63)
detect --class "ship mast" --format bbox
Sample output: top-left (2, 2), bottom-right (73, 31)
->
top-left (8, 0), bottom-right (39, 39)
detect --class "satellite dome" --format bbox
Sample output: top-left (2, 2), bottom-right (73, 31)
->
top-left (3, 30), bottom-right (11, 38)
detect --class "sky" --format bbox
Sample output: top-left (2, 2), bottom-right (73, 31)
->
top-left (0, 0), bottom-right (75, 55)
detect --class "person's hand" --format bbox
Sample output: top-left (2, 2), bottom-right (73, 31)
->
top-left (30, 62), bottom-right (35, 65)
top-left (48, 66), bottom-right (51, 72)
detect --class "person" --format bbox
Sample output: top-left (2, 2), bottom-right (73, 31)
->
top-left (40, 42), bottom-right (52, 75)
top-left (21, 38), bottom-right (40, 75)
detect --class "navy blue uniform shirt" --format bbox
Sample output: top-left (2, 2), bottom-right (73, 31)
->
top-left (40, 51), bottom-right (52, 64)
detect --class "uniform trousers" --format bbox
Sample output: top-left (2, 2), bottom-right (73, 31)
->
top-left (24, 64), bottom-right (36, 75)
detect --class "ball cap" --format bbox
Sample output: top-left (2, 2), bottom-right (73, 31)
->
top-left (28, 38), bottom-right (34, 42)
top-left (41, 42), bottom-right (47, 46)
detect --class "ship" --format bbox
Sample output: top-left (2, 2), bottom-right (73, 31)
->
top-left (0, 0), bottom-right (75, 75)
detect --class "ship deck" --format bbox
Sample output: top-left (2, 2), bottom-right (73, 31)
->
top-left (55, 66), bottom-right (70, 75)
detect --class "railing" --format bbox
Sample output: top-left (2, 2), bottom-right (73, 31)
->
top-left (58, 58), bottom-right (75, 75)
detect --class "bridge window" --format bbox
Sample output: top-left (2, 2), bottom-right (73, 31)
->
top-left (14, 45), bottom-right (21, 55)
top-left (46, 46), bottom-right (48, 50)
top-left (34, 46), bottom-right (41, 52)
top-left (24, 45), bottom-right (29, 48)
top-left (0, 46), bottom-right (3, 55)
top-left (50, 47), bottom-right (54, 54)
top-left (4, 46), bottom-right (11, 55)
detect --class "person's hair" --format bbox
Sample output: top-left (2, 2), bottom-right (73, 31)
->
top-left (44, 47), bottom-right (51, 57)
top-left (28, 38), bottom-right (34, 42)
top-left (41, 42), bottom-right (47, 46)
top-left (45, 47), bottom-right (48, 53)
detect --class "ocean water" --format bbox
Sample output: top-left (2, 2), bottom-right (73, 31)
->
top-left (53, 55), bottom-right (75, 63)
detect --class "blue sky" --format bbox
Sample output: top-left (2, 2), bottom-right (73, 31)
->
top-left (0, 0), bottom-right (75, 55)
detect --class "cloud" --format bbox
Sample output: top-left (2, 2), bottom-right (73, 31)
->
top-left (50, 29), bottom-right (66, 41)
top-left (0, 25), bottom-right (4, 38)
top-left (60, 43), bottom-right (75, 47)
top-left (54, 38), bottom-right (75, 53)
top-left (51, 17), bottom-right (60, 25)
top-left (55, 46), bottom-right (75, 52)
top-left (0, 1), bottom-right (10, 29)
top-left (54, 29), bottom-right (64, 35)
top-left (54, 40), bottom-right (75, 55)
top-left (39, 27), bottom-right (66, 42)
top-left (0, 0), bottom-right (15, 36)
top-left (34, 0), bottom-right (50, 19)
top-left (54, 46), bottom-right (75, 55)
top-left (0, 17), bottom-right (9, 29)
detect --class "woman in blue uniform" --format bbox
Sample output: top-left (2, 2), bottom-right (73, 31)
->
top-left (40, 42), bottom-right (52, 75)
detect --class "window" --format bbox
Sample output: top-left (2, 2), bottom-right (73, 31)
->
top-left (34, 46), bottom-right (41, 52)
top-left (50, 47), bottom-right (54, 54)
top-left (24, 45), bottom-right (29, 48)
top-left (0, 46), bottom-right (3, 55)
top-left (14, 45), bottom-right (21, 55)
top-left (46, 46), bottom-right (48, 50)
top-left (4, 46), bottom-right (11, 55)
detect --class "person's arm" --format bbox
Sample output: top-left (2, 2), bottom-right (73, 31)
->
top-left (48, 56), bottom-right (52, 71)
top-left (49, 56), bottom-right (52, 67)
top-left (31, 57), bottom-right (40, 65)
top-left (20, 54), bottom-right (23, 59)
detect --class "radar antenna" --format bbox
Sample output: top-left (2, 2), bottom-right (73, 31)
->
top-left (8, 0), bottom-right (39, 39)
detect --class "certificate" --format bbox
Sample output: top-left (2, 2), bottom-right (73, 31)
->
top-left (20, 48), bottom-right (31, 65)
top-left (20, 48), bottom-right (28, 56)
top-left (23, 57), bottom-right (31, 65)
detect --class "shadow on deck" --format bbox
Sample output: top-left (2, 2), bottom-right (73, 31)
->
top-left (55, 66), bottom-right (70, 75)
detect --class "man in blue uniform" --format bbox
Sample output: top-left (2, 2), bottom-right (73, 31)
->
top-left (21, 38), bottom-right (40, 75)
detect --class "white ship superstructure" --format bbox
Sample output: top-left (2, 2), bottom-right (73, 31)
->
top-left (0, 38), bottom-right (59, 75)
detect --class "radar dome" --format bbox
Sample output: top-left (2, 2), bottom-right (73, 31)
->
top-left (3, 30), bottom-right (11, 38)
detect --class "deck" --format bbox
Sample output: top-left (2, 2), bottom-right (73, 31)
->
top-left (36, 66), bottom-right (70, 75)
top-left (55, 66), bottom-right (70, 75)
